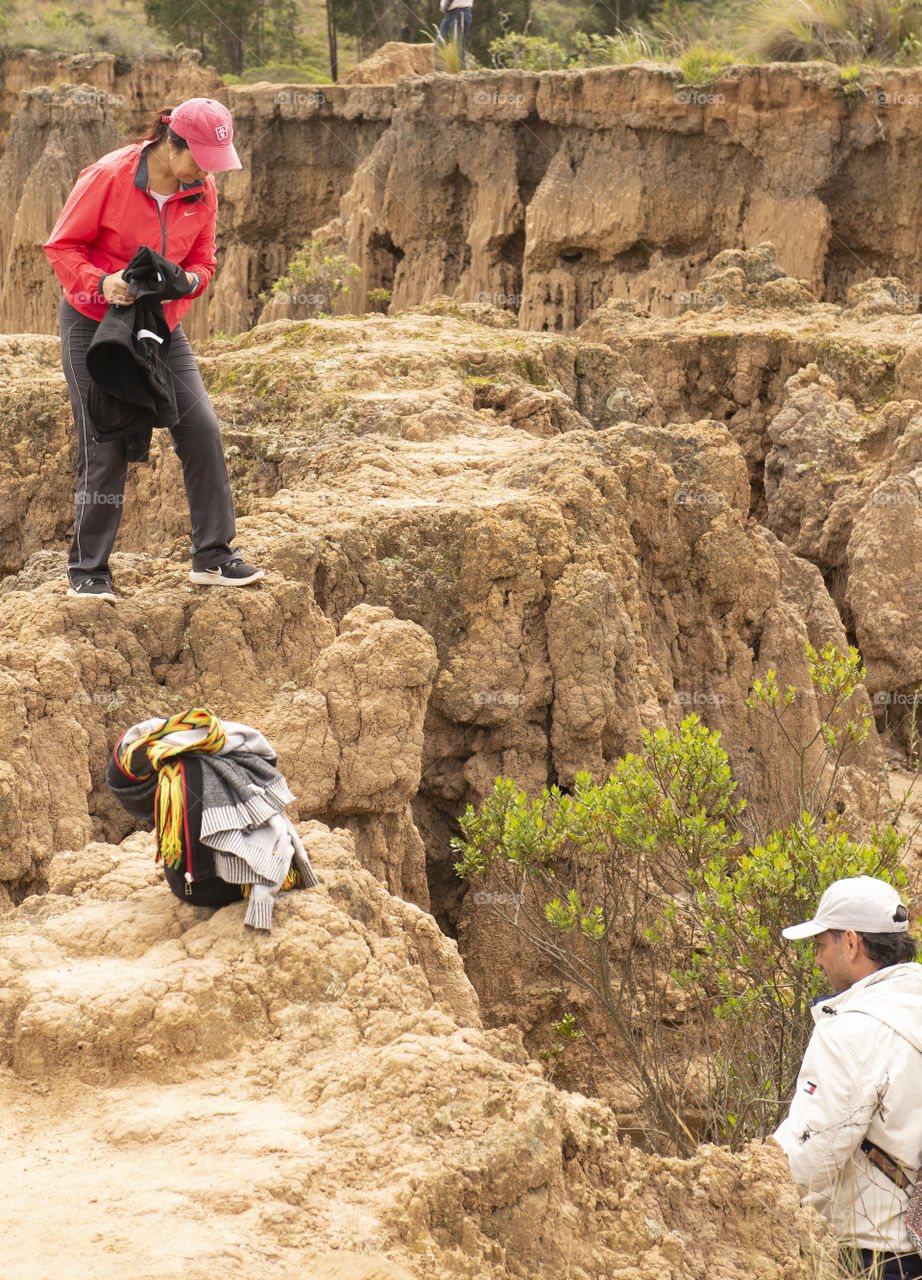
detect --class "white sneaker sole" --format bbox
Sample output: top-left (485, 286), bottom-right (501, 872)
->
top-left (67, 586), bottom-right (117, 601)
top-left (189, 568), bottom-right (265, 587)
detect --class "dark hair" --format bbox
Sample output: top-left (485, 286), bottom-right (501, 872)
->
top-left (134, 109), bottom-right (190, 151)
top-left (829, 924), bottom-right (919, 966)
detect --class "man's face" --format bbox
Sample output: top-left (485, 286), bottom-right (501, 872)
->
top-left (814, 930), bottom-right (854, 994)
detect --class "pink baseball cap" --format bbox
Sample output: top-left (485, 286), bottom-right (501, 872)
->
top-left (168, 98), bottom-right (241, 172)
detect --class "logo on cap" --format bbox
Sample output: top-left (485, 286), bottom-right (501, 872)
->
top-left (215, 124), bottom-right (229, 140)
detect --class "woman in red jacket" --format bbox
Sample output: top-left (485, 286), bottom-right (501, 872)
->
top-left (44, 96), bottom-right (263, 599)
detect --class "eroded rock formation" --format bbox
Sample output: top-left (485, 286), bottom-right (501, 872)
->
top-left (0, 822), bottom-right (833, 1278)
top-left (10, 59), bottom-right (922, 336)
top-left (2, 185), bottom-right (920, 1268)
top-left (0, 46), bottom-right (221, 140)
top-left (335, 63), bottom-right (922, 328)
top-left (2, 300), bottom-right (896, 908)
top-left (342, 41), bottom-right (436, 84)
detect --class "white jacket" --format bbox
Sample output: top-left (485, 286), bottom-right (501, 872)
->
top-left (774, 962), bottom-right (922, 1252)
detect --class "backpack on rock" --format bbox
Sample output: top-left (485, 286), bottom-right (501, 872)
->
top-left (107, 707), bottom-right (318, 929)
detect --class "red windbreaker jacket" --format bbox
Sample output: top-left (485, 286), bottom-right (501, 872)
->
top-left (44, 142), bottom-right (217, 330)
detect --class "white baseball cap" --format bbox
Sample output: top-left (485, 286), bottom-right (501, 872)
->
top-left (782, 875), bottom-right (909, 940)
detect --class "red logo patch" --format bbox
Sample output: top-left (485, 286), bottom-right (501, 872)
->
top-left (805, 1081), bottom-right (818, 1095)
top-left (215, 124), bottom-right (229, 140)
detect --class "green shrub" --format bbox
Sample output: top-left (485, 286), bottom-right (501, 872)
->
top-left (0, 0), bottom-right (171, 58)
top-left (677, 40), bottom-right (735, 82)
top-left (224, 61), bottom-right (330, 84)
top-left (570, 29), bottom-right (661, 65)
top-left (488, 33), bottom-right (570, 70)
top-left (486, 25), bottom-right (738, 75)
top-left (742, 0), bottom-right (922, 65)
top-left (453, 642), bottom-right (914, 1154)
top-left (649, 0), bottom-right (749, 60)
top-left (367, 286), bottom-right (392, 314)
top-left (453, 713), bottom-right (749, 1156)
top-left (745, 641), bottom-right (875, 836)
top-left (262, 237), bottom-right (361, 318)
top-left (431, 21), bottom-right (469, 73)
top-left (539, 1012), bottom-right (585, 1081)
top-left (668, 810), bottom-right (906, 1145)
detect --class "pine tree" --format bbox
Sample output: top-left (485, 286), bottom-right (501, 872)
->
top-left (144, 0), bottom-right (302, 75)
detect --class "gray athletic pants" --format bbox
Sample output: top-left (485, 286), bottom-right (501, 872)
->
top-left (61, 298), bottom-right (237, 585)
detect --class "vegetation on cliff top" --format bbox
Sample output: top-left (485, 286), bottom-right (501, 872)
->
top-left (0, 0), bottom-right (173, 63)
top-left (489, 0), bottom-right (922, 73)
top-left (4, 0), bottom-right (922, 79)
top-left (0, 0), bottom-right (633, 78)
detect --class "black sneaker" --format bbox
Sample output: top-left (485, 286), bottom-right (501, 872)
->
top-left (67, 576), bottom-right (117, 601)
top-left (189, 560), bottom-right (265, 587)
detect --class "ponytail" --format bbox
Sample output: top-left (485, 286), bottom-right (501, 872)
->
top-left (133, 109), bottom-right (190, 151)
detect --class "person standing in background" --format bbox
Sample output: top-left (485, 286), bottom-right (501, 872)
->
top-left (437, 0), bottom-right (474, 68)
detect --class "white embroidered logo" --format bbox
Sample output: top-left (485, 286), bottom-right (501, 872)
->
top-left (215, 124), bottom-right (229, 140)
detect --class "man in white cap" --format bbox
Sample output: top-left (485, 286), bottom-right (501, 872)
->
top-left (774, 876), bottom-right (922, 1279)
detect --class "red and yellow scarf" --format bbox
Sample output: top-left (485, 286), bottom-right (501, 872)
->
top-left (116, 707), bottom-right (226, 868)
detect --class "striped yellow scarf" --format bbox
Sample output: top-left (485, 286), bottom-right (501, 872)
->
top-left (118, 708), bottom-right (226, 868)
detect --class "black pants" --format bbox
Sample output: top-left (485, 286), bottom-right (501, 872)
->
top-left (61, 299), bottom-right (236, 585)
top-left (855, 1251), bottom-right (922, 1280)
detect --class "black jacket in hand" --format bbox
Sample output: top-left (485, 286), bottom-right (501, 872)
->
top-left (86, 246), bottom-right (194, 462)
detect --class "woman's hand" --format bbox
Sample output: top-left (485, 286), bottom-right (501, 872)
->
top-left (102, 270), bottom-right (134, 306)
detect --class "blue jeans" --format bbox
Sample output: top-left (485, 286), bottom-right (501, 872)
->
top-left (855, 1252), bottom-right (922, 1280)
top-left (437, 6), bottom-right (472, 67)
